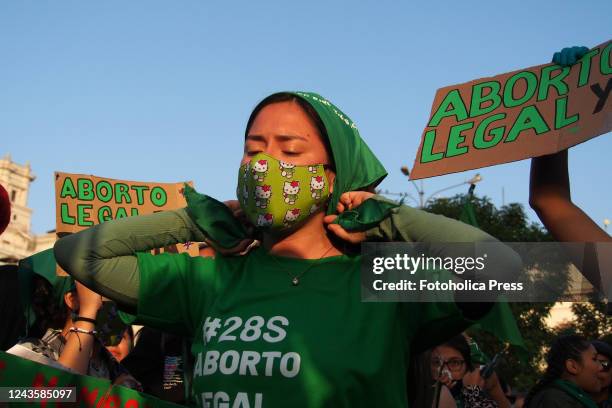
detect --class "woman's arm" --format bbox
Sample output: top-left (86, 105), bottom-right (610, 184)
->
top-left (530, 150), bottom-right (611, 292)
top-left (56, 282), bottom-right (101, 375)
top-left (366, 195), bottom-right (522, 284)
top-left (53, 208), bottom-right (207, 311)
top-left (326, 192), bottom-right (522, 318)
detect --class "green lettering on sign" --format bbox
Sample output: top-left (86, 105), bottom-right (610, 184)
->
top-left (60, 203), bottom-right (75, 225)
top-left (96, 181), bottom-right (113, 203)
top-left (503, 71), bottom-right (537, 108)
top-left (77, 178), bottom-right (94, 201)
top-left (446, 122), bottom-right (473, 157)
top-left (577, 48), bottom-right (600, 87)
top-left (98, 206), bottom-right (112, 223)
top-left (601, 42), bottom-right (612, 75)
top-left (554, 96), bottom-right (579, 129)
top-left (60, 177), bottom-right (77, 199)
top-left (538, 65), bottom-right (570, 101)
top-left (473, 113), bottom-right (507, 149)
top-left (115, 207), bottom-right (128, 219)
top-left (77, 204), bottom-right (93, 226)
top-left (115, 183), bottom-right (132, 204)
top-left (428, 89), bottom-right (468, 127)
top-left (131, 186), bottom-right (149, 205)
top-left (470, 81), bottom-right (501, 118)
top-left (420, 130), bottom-right (444, 163)
top-left (151, 187), bottom-right (168, 207)
top-left (505, 105), bottom-right (550, 143)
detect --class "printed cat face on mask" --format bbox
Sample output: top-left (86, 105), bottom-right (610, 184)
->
top-left (237, 153), bottom-right (330, 231)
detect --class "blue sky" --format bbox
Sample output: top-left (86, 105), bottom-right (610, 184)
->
top-left (1, 0), bottom-right (610, 234)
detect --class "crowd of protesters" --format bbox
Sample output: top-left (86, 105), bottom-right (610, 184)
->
top-left (0, 247), bottom-right (610, 408)
top-left (0, 46), bottom-right (610, 408)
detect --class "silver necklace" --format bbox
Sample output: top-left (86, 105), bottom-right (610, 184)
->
top-left (271, 245), bottom-right (336, 286)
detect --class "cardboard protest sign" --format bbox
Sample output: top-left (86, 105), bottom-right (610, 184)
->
top-left (410, 40), bottom-right (611, 179)
top-left (55, 172), bottom-right (199, 275)
top-left (0, 350), bottom-right (184, 407)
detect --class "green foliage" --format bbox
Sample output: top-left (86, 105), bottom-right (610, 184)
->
top-left (565, 300), bottom-right (612, 339)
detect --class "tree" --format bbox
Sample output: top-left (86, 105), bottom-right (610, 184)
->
top-left (557, 299), bottom-right (612, 339)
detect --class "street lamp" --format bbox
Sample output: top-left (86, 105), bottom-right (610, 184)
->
top-left (391, 166), bottom-right (483, 208)
top-left (604, 218), bottom-right (610, 232)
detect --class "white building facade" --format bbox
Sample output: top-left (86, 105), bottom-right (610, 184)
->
top-left (0, 154), bottom-right (54, 263)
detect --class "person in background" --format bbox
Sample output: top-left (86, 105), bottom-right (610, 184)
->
top-left (0, 264), bottom-right (25, 350)
top-left (120, 327), bottom-right (193, 405)
top-left (431, 335), bottom-right (510, 408)
top-left (8, 278), bottom-right (140, 389)
top-left (591, 340), bottom-right (612, 408)
top-left (525, 334), bottom-right (602, 408)
top-left (408, 349), bottom-right (457, 408)
top-left (105, 326), bottom-right (134, 362)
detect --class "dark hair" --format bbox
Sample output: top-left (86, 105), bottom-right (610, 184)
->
top-left (439, 335), bottom-right (474, 372)
top-left (244, 92), bottom-right (335, 169)
top-left (29, 276), bottom-right (71, 337)
top-left (525, 334), bottom-right (592, 405)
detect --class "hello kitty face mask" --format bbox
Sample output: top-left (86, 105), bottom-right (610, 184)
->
top-left (237, 152), bottom-right (330, 231)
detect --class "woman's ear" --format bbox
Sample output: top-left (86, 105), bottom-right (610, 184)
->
top-left (565, 358), bottom-right (580, 375)
top-left (325, 169), bottom-right (335, 195)
top-left (64, 291), bottom-right (79, 312)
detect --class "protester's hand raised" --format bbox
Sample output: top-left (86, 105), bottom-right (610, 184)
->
top-left (75, 282), bottom-right (103, 318)
top-left (324, 191), bottom-right (375, 244)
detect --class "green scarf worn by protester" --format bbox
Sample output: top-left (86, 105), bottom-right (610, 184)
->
top-left (185, 91), bottom-right (399, 249)
top-left (552, 379), bottom-right (599, 408)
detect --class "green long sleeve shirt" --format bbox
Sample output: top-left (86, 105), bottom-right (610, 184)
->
top-left (54, 196), bottom-right (521, 408)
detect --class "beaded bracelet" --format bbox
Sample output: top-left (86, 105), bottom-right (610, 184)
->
top-left (68, 327), bottom-right (97, 351)
top-left (69, 327), bottom-right (97, 335)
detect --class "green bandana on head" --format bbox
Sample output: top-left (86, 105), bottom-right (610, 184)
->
top-left (185, 91), bottom-right (399, 249)
top-left (237, 153), bottom-right (330, 231)
top-left (290, 92), bottom-right (387, 215)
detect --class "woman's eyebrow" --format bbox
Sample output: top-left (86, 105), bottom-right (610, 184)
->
top-left (246, 134), bottom-right (266, 142)
top-left (275, 134), bottom-right (309, 142)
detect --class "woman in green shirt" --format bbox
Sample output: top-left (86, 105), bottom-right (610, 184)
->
top-left (54, 91), bottom-right (520, 407)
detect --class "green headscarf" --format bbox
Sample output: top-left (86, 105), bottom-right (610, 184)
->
top-left (185, 91), bottom-right (398, 249)
top-left (290, 92), bottom-right (387, 214)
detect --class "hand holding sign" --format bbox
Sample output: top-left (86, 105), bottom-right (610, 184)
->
top-left (410, 40), bottom-right (611, 180)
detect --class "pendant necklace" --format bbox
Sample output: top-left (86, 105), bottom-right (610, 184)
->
top-left (271, 244), bottom-right (336, 286)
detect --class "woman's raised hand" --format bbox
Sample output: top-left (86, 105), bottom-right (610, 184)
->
top-left (75, 281), bottom-right (103, 318)
top-left (324, 191), bottom-right (375, 244)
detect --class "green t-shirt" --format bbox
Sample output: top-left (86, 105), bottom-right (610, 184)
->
top-left (132, 246), bottom-right (473, 408)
